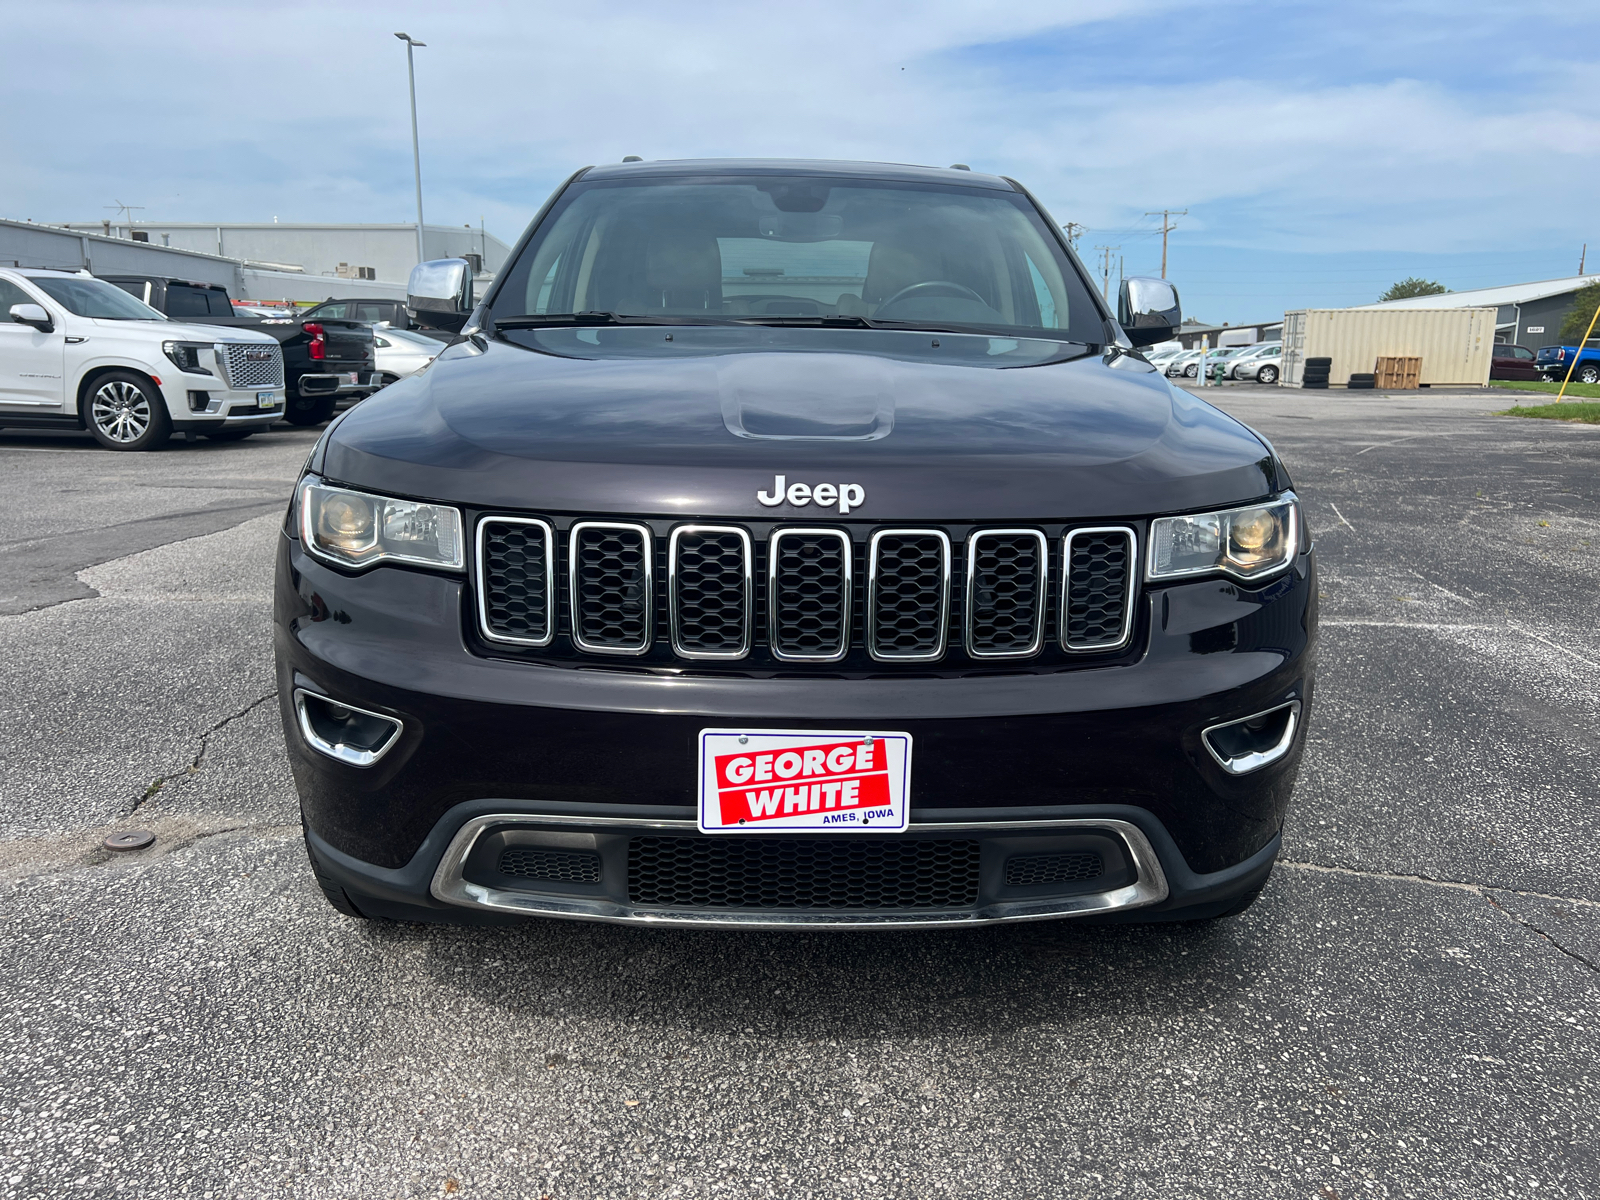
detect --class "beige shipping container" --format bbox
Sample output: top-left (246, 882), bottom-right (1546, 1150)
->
top-left (1280, 308), bottom-right (1495, 387)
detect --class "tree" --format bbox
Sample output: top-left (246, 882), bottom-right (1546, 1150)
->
top-left (1379, 277), bottom-right (1449, 302)
top-left (1557, 282), bottom-right (1600, 343)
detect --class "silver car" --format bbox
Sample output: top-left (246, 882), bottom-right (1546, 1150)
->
top-left (373, 326), bottom-right (440, 386)
top-left (1164, 350), bottom-right (1204, 378)
top-left (1230, 343), bottom-right (1284, 384)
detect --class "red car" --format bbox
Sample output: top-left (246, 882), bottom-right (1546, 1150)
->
top-left (1490, 344), bottom-right (1541, 381)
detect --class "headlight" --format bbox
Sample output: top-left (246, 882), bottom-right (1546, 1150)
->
top-left (1147, 494), bottom-right (1299, 582)
top-left (161, 340), bottom-right (215, 376)
top-left (297, 478), bottom-right (463, 571)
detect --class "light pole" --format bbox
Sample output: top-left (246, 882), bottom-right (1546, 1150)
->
top-left (395, 32), bottom-right (427, 267)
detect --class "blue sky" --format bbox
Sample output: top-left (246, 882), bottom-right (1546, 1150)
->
top-left (4, 0), bottom-right (1597, 322)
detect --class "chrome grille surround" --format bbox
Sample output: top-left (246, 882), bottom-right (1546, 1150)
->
top-left (220, 341), bottom-right (285, 389)
top-left (668, 525), bottom-right (753, 660)
top-left (476, 517), bottom-right (556, 646)
top-left (867, 529), bottom-right (951, 662)
top-left (768, 528), bottom-right (852, 663)
top-left (1060, 526), bottom-right (1136, 652)
top-left (568, 521), bottom-right (653, 656)
top-left (964, 529), bottom-right (1048, 659)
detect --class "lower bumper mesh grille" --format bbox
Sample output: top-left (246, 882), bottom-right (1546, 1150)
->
top-left (627, 836), bottom-right (980, 909)
top-left (498, 847), bottom-right (602, 883)
top-left (1004, 852), bottom-right (1104, 887)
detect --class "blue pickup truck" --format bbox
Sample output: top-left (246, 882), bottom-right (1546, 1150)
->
top-left (1536, 338), bottom-right (1600, 384)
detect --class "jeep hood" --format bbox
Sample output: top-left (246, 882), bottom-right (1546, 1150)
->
top-left (318, 330), bottom-right (1280, 520)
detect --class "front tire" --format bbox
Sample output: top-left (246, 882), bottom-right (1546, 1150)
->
top-left (1183, 363), bottom-right (1198, 377)
top-left (303, 820), bottom-right (370, 920)
top-left (285, 394), bottom-right (336, 426)
top-left (84, 372), bottom-right (172, 451)
top-left (1257, 364), bottom-right (1279, 385)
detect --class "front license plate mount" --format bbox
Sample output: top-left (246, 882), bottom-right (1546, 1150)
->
top-left (697, 728), bottom-right (912, 834)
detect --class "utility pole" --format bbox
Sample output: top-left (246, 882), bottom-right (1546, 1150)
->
top-left (1061, 222), bottom-right (1086, 253)
top-left (395, 33), bottom-right (428, 267)
top-left (1093, 244), bottom-right (1120, 300)
top-left (1144, 208), bottom-right (1188, 278)
top-left (1581, 243), bottom-right (1588, 275)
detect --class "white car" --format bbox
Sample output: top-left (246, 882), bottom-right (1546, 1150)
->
top-left (1229, 342), bottom-right (1283, 384)
top-left (1164, 350), bottom-right (1204, 378)
top-left (372, 326), bottom-right (440, 386)
top-left (0, 269), bottom-right (286, 450)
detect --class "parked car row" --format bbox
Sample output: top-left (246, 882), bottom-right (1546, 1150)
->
top-left (0, 268), bottom-right (450, 450)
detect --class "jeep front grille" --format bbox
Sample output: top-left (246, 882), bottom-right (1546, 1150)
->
top-left (768, 529), bottom-right (851, 662)
top-left (569, 521), bottom-right (652, 655)
top-left (220, 342), bottom-right (285, 389)
top-left (476, 518), bottom-right (1140, 671)
top-left (965, 530), bottom-right (1047, 657)
top-left (1061, 527), bottom-right (1135, 652)
top-left (669, 526), bottom-right (752, 659)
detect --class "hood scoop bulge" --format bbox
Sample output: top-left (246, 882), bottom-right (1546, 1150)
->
top-left (718, 352), bottom-right (896, 441)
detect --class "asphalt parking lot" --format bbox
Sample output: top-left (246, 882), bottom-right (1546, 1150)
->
top-left (1, 387), bottom-right (1597, 1200)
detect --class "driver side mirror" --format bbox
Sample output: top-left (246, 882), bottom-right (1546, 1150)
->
top-left (9, 303), bottom-right (53, 333)
top-left (406, 258), bottom-right (473, 333)
top-left (1117, 278), bottom-right (1181, 348)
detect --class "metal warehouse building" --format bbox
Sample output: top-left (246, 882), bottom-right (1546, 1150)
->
top-left (54, 221), bottom-right (512, 287)
top-left (1356, 275), bottom-right (1600, 351)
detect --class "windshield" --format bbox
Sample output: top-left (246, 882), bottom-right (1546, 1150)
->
top-left (490, 175), bottom-right (1103, 341)
top-left (32, 276), bottom-right (166, 321)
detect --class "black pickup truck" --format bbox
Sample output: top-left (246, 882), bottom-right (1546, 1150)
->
top-left (101, 275), bottom-right (380, 425)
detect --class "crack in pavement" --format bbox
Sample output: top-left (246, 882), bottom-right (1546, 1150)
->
top-left (128, 690), bottom-right (279, 816)
top-left (1281, 860), bottom-right (1600, 977)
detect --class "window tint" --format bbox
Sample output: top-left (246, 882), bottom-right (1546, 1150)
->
top-left (353, 302), bottom-right (393, 322)
top-left (31, 276), bottom-right (165, 320)
top-left (167, 286), bottom-right (212, 318)
top-left (496, 176), bottom-right (1101, 339)
top-left (307, 302), bottom-right (348, 320)
top-left (0, 278), bottom-right (35, 321)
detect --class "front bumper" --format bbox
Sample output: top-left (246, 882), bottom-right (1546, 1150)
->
top-left (275, 532), bottom-right (1317, 926)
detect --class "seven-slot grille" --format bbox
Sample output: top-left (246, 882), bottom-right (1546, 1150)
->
top-left (220, 342), bottom-right (285, 389)
top-left (476, 518), bottom-right (1139, 666)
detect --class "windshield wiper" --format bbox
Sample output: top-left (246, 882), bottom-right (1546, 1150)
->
top-left (492, 312), bottom-right (737, 329)
top-left (730, 315), bottom-right (880, 329)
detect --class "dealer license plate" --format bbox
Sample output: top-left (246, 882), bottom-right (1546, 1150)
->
top-left (256, 392), bottom-right (279, 408)
top-left (697, 728), bottom-right (912, 834)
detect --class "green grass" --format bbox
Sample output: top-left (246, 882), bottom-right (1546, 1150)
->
top-left (1492, 379), bottom-right (1600, 399)
top-left (1496, 401), bottom-right (1600, 424)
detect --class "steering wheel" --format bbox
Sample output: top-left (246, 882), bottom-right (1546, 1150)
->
top-left (874, 280), bottom-right (987, 317)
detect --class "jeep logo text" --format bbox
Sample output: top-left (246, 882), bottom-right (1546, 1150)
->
top-left (756, 475), bottom-right (865, 514)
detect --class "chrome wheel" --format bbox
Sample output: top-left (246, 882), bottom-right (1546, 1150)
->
top-left (91, 380), bottom-right (152, 443)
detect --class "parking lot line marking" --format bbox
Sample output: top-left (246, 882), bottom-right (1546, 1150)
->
top-left (1329, 503), bottom-right (1356, 532)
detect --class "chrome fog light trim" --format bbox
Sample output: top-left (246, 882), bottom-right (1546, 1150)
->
top-left (293, 688), bottom-right (403, 768)
top-left (1202, 700), bottom-right (1302, 776)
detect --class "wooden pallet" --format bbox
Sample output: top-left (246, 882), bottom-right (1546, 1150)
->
top-left (1375, 356), bottom-right (1421, 389)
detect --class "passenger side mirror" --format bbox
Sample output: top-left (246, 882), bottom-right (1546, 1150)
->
top-left (1117, 277), bottom-right (1181, 348)
top-left (407, 259), bottom-right (473, 332)
top-left (9, 303), bottom-right (53, 333)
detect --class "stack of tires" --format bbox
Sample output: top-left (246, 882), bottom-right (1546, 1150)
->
top-left (1302, 357), bottom-right (1331, 389)
top-left (1348, 372), bottom-right (1376, 390)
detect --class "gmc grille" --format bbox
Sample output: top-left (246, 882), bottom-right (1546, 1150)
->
top-left (220, 342), bottom-right (285, 389)
top-left (476, 518), bottom-right (1139, 670)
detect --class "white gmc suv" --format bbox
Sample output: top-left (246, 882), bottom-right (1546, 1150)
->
top-left (0, 268), bottom-right (287, 451)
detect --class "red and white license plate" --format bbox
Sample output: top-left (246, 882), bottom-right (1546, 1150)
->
top-left (697, 729), bottom-right (912, 834)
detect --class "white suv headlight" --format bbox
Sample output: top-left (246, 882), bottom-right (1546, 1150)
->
top-left (1147, 494), bottom-right (1299, 582)
top-left (298, 478), bottom-right (463, 571)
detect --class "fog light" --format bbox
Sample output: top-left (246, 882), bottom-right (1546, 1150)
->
top-left (293, 688), bottom-right (402, 767)
top-left (1202, 700), bottom-right (1301, 775)
top-left (188, 390), bottom-right (211, 412)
